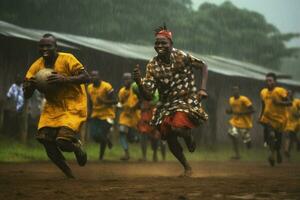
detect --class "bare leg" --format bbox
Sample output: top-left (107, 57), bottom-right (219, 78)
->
top-left (99, 141), bottom-right (107, 160)
top-left (166, 133), bottom-right (191, 176)
top-left (151, 138), bottom-right (158, 162)
top-left (140, 134), bottom-right (148, 161)
top-left (40, 140), bottom-right (74, 178)
top-left (160, 141), bottom-right (167, 161)
top-left (229, 135), bottom-right (240, 159)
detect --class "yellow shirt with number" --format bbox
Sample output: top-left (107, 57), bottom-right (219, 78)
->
top-left (229, 96), bottom-right (253, 129)
top-left (25, 52), bottom-right (87, 132)
top-left (118, 87), bottom-right (141, 128)
top-left (285, 98), bottom-right (300, 132)
top-left (87, 82), bottom-right (115, 120)
top-left (260, 87), bottom-right (288, 131)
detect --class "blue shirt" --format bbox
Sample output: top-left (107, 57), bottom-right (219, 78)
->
top-left (7, 83), bottom-right (24, 112)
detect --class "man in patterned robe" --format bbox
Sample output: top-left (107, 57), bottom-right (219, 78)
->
top-left (133, 25), bottom-right (208, 176)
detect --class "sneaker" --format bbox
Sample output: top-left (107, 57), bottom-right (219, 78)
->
top-left (64, 169), bottom-right (75, 179)
top-left (138, 158), bottom-right (146, 162)
top-left (74, 148), bottom-right (87, 166)
top-left (268, 156), bottom-right (275, 167)
top-left (107, 139), bottom-right (113, 149)
top-left (184, 134), bottom-right (196, 153)
top-left (179, 168), bottom-right (192, 177)
top-left (284, 151), bottom-right (290, 159)
top-left (276, 152), bottom-right (282, 164)
top-left (246, 141), bottom-right (252, 149)
top-left (230, 156), bottom-right (241, 160)
top-left (152, 153), bottom-right (158, 162)
top-left (120, 155), bottom-right (130, 161)
top-left (120, 151), bottom-right (130, 161)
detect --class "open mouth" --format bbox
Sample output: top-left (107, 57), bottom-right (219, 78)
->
top-left (157, 48), bottom-right (167, 54)
top-left (42, 51), bottom-right (50, 57)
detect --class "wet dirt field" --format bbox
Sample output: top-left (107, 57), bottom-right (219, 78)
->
top-left (0, 161), bottom-right (300, 200)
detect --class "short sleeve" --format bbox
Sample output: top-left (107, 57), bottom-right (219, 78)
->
top-left (67, 54), bottom-right (84, 75)
top-left (229, 97), bottom-right (233, 106)
top-left (105, 82), bottom-right (113, 93)
top-left (274, 87), bottom-right (288, 101)
top-left (188, 53), bottom-right (206, 70)
top-left (242, 96), bottom-right (252, 107)
top-left (260, 89), bottom-right (265, 101)
top-left (25, 58), bottom-right (43, 79)
top-left (118, 88), bottom-right (128, 103)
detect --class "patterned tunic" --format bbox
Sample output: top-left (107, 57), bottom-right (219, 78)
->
top-left (142, 48), bottom-right (208, 127)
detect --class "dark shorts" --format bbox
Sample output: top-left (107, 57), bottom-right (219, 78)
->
top-left (37, 126), bottom-right (79, 143)
top-left (89, 118), bottom-right (112, 143)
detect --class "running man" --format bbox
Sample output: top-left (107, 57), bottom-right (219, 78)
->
top-left (118, 73), bottom-right (141, 161)
top-left (132, 81), bottom-right (167, 162)
top-left (283, 90), bottom-right (300, 159)
top-left (226, 86), bottom-right (254, 160)
top-left (259, 73), bottom-right (290, 166)
top-left (133, 24), bottom-right (208, 176)
top-left (87, 70), bottom-right (116, 160)
top-left (23, 34), bottom-right (89, 178)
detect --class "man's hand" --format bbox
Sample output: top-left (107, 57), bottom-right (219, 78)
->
top-left (197, 89), bottom-right (208, 101)
top-left (47, 72), bottom-right (68, 84)
top-left (23, 77), bottom-right (37, 99)
top-left (26, 77), bottom-right (37, 88)
top-left (133, 64), bottom-right (142, 84)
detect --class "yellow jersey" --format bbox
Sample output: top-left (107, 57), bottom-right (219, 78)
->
top-left (25, 52), bottom-right (87, 132)
top-left (87, 81), bottom-right (115, 120)
top-left (285, 98), bottom-right (300, 132)
top-left (260, 87), bottom-right (288, 131)
top-left (229, 95), bottom-right (253, 129)
top-left (118, 86), bottom-right (141, 128)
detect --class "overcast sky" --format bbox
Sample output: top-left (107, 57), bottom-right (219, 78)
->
top-left (192, 0), bottom-right (300, 47)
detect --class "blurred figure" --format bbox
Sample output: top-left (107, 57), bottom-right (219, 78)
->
top-left (5, 74), bottom-right (24, 136)
top-left (7, 74), bottom-right (24, 112)
top-left (283, 90), bottom-right (300, 159)
top-left (132, 81), bottom-right (166, 162)
top-left (23, 34), bottom-right (89, 178)
top-left (133, 24), bottom-right (208, 176)
top-left (118, 73), bottom-right (141, 161)
top-left (226, 86), bottom-right (254, 160)
top-left (87, 70), bottom-right (116, 160)
top-left (259, 73), bottom-right (291, 166)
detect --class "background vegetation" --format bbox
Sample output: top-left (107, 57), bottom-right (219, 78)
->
top-left (0, 0), bottom-right (299, 69)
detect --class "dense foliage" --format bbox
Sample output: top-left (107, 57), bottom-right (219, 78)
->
top-left (0, 0), bottom-right (298, 68)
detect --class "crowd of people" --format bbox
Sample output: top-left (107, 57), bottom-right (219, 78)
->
top-left (4, 25), bottom-right (299, 178)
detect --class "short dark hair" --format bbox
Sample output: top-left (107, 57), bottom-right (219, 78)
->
top-left (42, 33), bottom-right (57, 47)
top-left (266, 72), bottom-right (277, 81)
top-left (43, 33), bottom-right (56, 39)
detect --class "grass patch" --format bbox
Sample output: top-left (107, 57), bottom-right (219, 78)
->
top-left (1, 136), bottom-right (300, 162)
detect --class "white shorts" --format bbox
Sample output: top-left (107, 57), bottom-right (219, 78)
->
top-left (228, 126), bottom-right (251, 143)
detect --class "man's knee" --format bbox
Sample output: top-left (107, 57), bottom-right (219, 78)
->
top-left (171, 126), bottom-right (190, 137)
top-left (56, 138), bottom-right (75, 152)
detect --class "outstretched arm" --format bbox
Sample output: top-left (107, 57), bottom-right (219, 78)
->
top-left (133, 64), bottom-right (154, 101)
top-left (187, 54), bottom-right (208, 100)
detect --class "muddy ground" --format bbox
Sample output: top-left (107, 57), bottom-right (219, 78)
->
top-left (0, 161), bottom-right (300, 200)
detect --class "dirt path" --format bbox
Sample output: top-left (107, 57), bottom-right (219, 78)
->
top-left (0, 161), bottom-right (300, 200)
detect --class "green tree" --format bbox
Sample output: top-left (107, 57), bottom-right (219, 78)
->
top-left (0, 0), bottom-right (298, 68)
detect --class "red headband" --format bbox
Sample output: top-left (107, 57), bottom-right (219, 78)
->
top-left (156, 30), bottom-right (172, 41)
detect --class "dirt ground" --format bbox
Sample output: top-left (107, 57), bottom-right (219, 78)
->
top-left (0, 161), bottom-right (300, 200)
